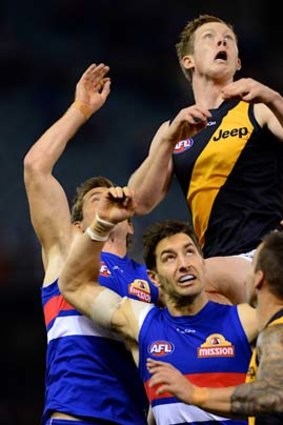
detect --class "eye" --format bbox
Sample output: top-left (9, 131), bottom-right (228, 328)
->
top-left (185, 246), bottom-right (198, 256)
top-left (204, 32), bottom-right (213, 39)
top-left (224, 34), bottom-right (234, 42)
top-left (162, 254), bottom-right (175, 263)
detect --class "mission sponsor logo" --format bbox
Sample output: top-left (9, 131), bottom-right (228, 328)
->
top-left (129, 279), bottom-right (152, 303)
top-left (148, 340), bottom-right (175, 357)
top-left (173, 138), bottom-right (194, 154)
top-left (197, 333), bottom-right (235, 358)
top-left (99, 261), bottom-right (111, 277)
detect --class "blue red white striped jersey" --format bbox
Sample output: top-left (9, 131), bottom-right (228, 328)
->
top-left (41, 252), bottom-right (158, 424)
top-left (139, 301), bottom-right (251, 425)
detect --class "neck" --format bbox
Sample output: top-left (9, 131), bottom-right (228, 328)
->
top-left (102, 233), bottom-right (128, 257)
top-left (167, 292), bottom-right (208, 317)
top-left (256, 293), bottom-right (283, 330)
top-left (192, 76), bottom-right (233, 109)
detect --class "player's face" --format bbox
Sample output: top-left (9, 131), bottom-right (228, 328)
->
top-left (154, 233), bottom-right (206, 301)
top-left (80, 187), bottom-right (132, 236)
top-left (186, 22), bottom-right (240, 82)
top-left (81, 187), bottom-right (108, 229)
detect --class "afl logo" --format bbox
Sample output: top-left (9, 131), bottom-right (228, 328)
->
top-left (99, 261), bottom-right (111, 277)
top-left (173, 138), bottom-right (194, 154)
top-left (148, 340), bottom-right (175, 357)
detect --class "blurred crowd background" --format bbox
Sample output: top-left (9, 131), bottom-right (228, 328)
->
top-left (0, 1), bottom-right (281, 424)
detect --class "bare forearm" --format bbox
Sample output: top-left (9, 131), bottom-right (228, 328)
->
top-left (128, 141), bottom-right (173, 214)
top-left (192, 380), bottom-right (283, 417)
top-left (24, 105), bottom-right (86, 174)
top-left (191, 386), bottom-right (235, 417)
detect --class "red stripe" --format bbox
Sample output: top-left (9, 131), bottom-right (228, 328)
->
top-left (145, 372), bottom-right (246, 402)
top-left (44, 294), bottom-right (75, 327)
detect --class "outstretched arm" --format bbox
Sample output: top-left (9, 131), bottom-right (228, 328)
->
top-left (23, 63), bottom-right (111, 275)
top-left (147, 323), bottom-right (283, 416)
top-left (221, 78), bottom-right (283, 141)
top-left (58, 187), bottom-right (141, 340)
top-left (128, 105), bottom-right (211, 215)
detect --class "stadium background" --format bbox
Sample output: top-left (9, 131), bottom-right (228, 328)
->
top-left (0, 1), bottom-right (281, 423)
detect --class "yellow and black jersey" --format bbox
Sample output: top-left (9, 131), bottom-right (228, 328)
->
top-left (172, 99), bottom-right (283, 257)
top-left (246, 309), bottom-right (283, 425)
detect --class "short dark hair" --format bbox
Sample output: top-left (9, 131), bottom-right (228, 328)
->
top-left (71, 176), bottom-right (113, 222)
top-left (256, 231), bottom-right (283, 299)
top-left (143, 219), bottom-right (202, 270)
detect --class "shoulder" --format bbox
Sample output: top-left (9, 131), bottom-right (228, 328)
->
top-left (236, 303), bottom-right (258, 342)
top-left (254, 103), bottom-right (274, 127)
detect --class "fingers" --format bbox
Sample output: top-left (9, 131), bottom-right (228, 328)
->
top-left (78, 63), bottom-right (111, 96)
top-left (177, 106), bottom-right (212, 125)
top-left (221, 78), bottom-right (262, 102)
top-left (82, 63), bottom-right (110, 83)
top-left (108, 186), bottom-right (133, 199)
top-left (147, 358), bottom-right (170, 370)
top-left (100, 78), bottom-right (111, 100)
top-left (107, 186), bottom-right (135, 208)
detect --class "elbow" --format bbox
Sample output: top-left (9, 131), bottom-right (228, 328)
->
top-left (134, 192), bottom-right (164, 216)
top-left (23, 153), bottom-right (41, 183)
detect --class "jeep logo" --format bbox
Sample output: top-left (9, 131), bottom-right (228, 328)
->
top-left (213, 127), bottom-right (248, 141)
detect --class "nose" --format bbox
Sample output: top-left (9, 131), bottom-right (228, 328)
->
top-left (178, 255), bottom-right (190, 270)
top-left (217, 38), bottom-right (227, 47)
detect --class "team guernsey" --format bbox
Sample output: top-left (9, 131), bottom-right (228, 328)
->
top-left (246, 309), bottom-right (283, 425)
top-left (42, 252), bottom-right (158, 425)
top-left (139, 301), bottom-right (251, 425)
top-left (172, 99), bottom-right (283, 257)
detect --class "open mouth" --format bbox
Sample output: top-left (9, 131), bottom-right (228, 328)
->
top-left (215, 50), bottom-right (227, 61)
top-left (178, 274), bottom-right (196, 286)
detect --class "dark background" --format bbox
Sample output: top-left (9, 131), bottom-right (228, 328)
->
top-left (0, 1), bottom-right (281, 424)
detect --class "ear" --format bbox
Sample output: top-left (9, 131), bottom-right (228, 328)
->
top-left (236, 57), bottom-right (241, 71)
top-left (181, 54), bottom-right (195, 72)
top-left (147, 269), bottom-right (161, 288)
top-left (254, 269), bottom-right (264, 290)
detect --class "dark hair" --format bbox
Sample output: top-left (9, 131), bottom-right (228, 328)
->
top-left (175, 14), bottom-right (236, 82)
top-left (71, 176), bottom-right (113, 222)
top-left (256, 231), bottom-right (283, 299)
top-left (143, 219), bottom-right (202, 270)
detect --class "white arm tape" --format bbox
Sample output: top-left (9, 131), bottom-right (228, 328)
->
top-left (91, 288), bottom-right (122, 329)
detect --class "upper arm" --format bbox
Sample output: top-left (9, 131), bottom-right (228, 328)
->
top-left (128, 121), bottom-right (174, 214)
top-left (255, 103), bottom-right (283, 141)
top-left (112, 298), bottom-right (150, 341)
top-left (24, 162), bottom-right (72, 256)
top-left (257, 324), bottom-right (283, 386)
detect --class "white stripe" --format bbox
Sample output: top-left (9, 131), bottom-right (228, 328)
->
top-left (138, 303), bottom-right (155, 328)
top-left (152, 402), bottom-right (231, 424)
top-left (47, 314), bottom-right (123, 342)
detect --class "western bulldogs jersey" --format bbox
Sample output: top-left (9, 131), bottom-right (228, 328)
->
top-left (173, 99), bottom-right (283, 257)
top-left (42, 252), bottom-right (158, 424)
top-left (139, 301), bottom-right (251, 425)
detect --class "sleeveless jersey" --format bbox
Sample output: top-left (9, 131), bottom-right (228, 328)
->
top-left (42, 252), bottom-right (158, 425)
top-left (172, 99), bottom-right (283, 257)
top-left (246, 309), bottom-right (283, 425)
top-left (139, 301), bottom-right (251, 425)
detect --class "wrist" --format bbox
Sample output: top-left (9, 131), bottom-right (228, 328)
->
top-left (191, 386), bottom-right (209, 408)
top-left (71, 100), bottom-right (93, 120)
top-left (86, 214), bottom-right (116, 242)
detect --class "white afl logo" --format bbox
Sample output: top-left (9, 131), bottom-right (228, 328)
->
top-left (173, 138), bottom-right (194, 154)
